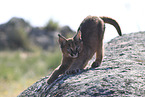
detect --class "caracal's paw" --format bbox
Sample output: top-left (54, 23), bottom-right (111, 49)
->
top-left (91, 61), bottom-right (101, 68)
top-left (47, 78), bottom-right (52, 85)
top-left (65, 69), bottom-right (82, 75)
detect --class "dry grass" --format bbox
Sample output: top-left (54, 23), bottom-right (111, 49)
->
top-left (0, 50), bottom-right (61, 96)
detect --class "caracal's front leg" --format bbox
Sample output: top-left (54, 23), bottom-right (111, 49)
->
top-left (47, 57), bottom-right (73, 84)
top-left (66, 56), bottom-right (88, 75)
top-left (47, 64), bottom-right (68, 84)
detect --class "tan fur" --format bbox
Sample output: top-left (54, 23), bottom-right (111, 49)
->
top-left (47, 16), bottom-right (122, 84)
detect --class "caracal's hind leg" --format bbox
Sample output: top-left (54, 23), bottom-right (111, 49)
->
top-left (91, 41), bottom-right (104, 68)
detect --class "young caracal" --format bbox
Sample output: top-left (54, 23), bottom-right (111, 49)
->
top-left (47, 16), bottom-right (122, 84)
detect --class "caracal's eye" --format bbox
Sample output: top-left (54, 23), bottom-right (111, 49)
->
top-left (67, 48), bottom-right (71, 52)
top-left (67, 48), bottom-right (73, 53)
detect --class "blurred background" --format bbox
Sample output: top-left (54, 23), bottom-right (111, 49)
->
top-left (0, 0), bottom-right (145, 96)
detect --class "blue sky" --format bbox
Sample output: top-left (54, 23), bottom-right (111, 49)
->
top-left (0, 0), bottom-right (145, 42)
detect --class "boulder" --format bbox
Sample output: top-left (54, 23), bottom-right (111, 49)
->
top-left (18, 32), bottom-right (145, 96)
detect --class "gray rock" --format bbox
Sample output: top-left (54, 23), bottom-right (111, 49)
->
top-left (60, 26), bottom-right (75, 38)
top-left (0, 17), bottom-right (75, 50)
top-left (0, 17), bottom-right (32, 50)
top-left (18, 32), bottom-right (145, 97)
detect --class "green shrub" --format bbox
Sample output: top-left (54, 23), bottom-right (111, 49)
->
top-left (44, 19), bottom-right (59, 32)
top-left (7, 28), bottom-right (31, 51)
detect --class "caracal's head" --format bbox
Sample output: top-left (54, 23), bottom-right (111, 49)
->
top-left (58, 31), bottom-right (83, 58)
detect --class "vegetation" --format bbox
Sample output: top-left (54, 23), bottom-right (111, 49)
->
top-left (44, 19), bottom-right (60, 32)
top-left (0, 50), bottom-right (62, 97)
top-left (0, 17), bottom-right (74, 97)
top-left (7, 28), bottom-right (30, 51)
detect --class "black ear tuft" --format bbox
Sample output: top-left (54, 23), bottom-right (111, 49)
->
top-left (58, 34), bottom-right (61, 37)
top-left (58, 34), bottom-right (67, 47)
top-left (74, 30), bottom-right (82, 41)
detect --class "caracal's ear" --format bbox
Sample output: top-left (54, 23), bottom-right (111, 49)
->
top-left (58, 34), bottom-right (67, 46)
top-left (74, 30), bottom-right (82, 41)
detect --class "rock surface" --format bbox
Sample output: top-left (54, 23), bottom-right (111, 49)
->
top-left (18, 32), bottom-right (145, 97)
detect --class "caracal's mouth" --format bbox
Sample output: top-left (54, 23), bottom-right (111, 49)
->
top-left (69, 53), bottom-right (78, 58)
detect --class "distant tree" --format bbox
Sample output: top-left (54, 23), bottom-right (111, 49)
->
top-left (44, 19), bottom-right (59, 32)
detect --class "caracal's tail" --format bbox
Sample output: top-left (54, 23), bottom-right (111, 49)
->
top-left (100, 16), bottom-right (122, 36)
